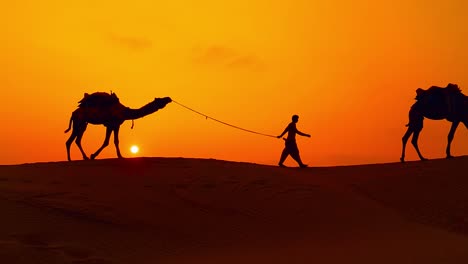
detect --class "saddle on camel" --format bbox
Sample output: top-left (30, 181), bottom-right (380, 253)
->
top-left (77, 91), bottom-right (120, 108)
top-left (414, 83), bottom-right (462, 116)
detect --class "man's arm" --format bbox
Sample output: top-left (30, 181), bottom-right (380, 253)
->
top-left (277, 125), bottom-right (289, 138)
top-left (297, 129), bottom-right (311, 137)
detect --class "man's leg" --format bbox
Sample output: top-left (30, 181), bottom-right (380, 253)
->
top-left (291, 152), bottom-right (307, 167)
top-left (279, 147), bottom-right (289, 167)
top-left (290, 143), bottom-right (307, 168)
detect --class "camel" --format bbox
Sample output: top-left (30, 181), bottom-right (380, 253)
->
top-left (65, 92), bottom-right (172, 161)
top-left (400, 83), bottom-right (468, 162)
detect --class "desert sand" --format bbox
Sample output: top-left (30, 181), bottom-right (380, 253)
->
top-left (1, 156), bottom-right (468, 263)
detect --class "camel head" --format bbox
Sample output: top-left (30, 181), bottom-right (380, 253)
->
top-left (154, 97), bottom-right (172, 107)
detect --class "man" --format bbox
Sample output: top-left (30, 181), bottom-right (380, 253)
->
top-left (277, 114), bottom-right (310, 168)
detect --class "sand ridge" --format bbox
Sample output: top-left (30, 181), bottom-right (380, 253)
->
top-left (1, 156), bottom-right (468, 263)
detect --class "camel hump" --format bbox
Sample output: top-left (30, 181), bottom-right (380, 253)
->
top-left (414, 83), bottom-right (462, 101)
top-left (446, 83), bottom-right (462, 94)
top-left (78, 92), bottom-right (120, 107)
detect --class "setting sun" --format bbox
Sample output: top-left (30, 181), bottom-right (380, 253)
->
top-left (130, 145), bottom-right (139, 154)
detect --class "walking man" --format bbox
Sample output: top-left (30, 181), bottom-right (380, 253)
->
top-left (277, 115), bottom-right (310, 168)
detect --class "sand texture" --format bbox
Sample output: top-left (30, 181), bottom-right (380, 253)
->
top-left (1, 156), bottom-right (468, 263)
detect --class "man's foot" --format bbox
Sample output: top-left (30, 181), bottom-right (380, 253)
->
top-left (299, 164), bottom-right (308, 168)
top-left (278, 163), bottom-right (287, 168)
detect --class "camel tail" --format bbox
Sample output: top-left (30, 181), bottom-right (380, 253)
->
top-left (64, 115), bottom-right (73, 133)
top-left (405, 123), bottom-right (409, 127)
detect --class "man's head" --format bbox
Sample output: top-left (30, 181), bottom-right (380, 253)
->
top-left (292, 114), bottom-right (299, 123)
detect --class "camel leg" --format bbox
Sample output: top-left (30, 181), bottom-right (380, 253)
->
top-left (66, 121), bottom-right (87, 161)
top-left (400, 127), bottom-right (413, 163)
top-left (403, 105), bottom-right (427, 161)
top-left (66, 130), bottom-right (78, 161)
top-left (446, 121), bottom-right (460, 159)
top-left (411, 128), bottom-right (427, 161)
top-left (91, 127), bottom-right (112, 160)
top-left (113, 126), bottom-right (123, 159)
top-left (75, 123), bottom-right (89, 160)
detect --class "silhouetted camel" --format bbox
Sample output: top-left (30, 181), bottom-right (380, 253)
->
top-left (400, 83), bottom-right (468, 162)
top-left (65, 92), bottom-right (172, 161)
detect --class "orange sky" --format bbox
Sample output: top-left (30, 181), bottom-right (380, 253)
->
top-left (1, 0), bottom-right (467, 166)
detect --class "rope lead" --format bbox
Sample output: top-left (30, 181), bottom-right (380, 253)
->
top-left (172, 100), bottom-right (277, 138)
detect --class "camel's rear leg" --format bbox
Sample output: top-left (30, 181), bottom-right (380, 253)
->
top-left (401, 106), bottom-right (426, 162)
top-left (446, 121), bottom-right (460, 159)
top-left (90, 127), bottom-right (112, 160)
top-left (75, 123), bottom-right (89, 160)
top-left (66, 131), bottom-right (77, 161)
top-left (65, 122), bottom-right (88, 161)
top-left (400, 127), bottom-right (427, 162)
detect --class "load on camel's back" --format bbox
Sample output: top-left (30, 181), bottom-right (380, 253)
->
top-left (414, 83), bottom-right (463, 115)
top-left (78, 92), bottom-right (120, 108)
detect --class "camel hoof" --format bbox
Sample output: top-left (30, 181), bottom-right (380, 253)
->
top-left (446, 155), bottom-right (454, 159)
top-left (90, 154), bottom-right (97, 160)
top-left (83, 156), bottom-right (89, 160)
top-left (400, 157), bottom-right (405, 163)
top-left (421, 158), bottom-right (428, 161)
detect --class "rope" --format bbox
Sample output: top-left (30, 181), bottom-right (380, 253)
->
top-left (172, 100), bottom-right (277, 138)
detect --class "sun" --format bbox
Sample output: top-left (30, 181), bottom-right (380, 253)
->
top-left (130, 145), bottom-right (139, 154)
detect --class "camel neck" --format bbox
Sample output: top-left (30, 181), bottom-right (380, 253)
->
top-left (124, 101), bottom-right (162, 120)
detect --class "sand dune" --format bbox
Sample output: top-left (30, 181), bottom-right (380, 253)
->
top-left (1, 157), bottom-right (468, 263)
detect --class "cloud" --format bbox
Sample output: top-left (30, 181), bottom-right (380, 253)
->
top-left (226, 55), bottom-right (259, 69)
top-left (108, 33), bottom-right (152, 51)
top-left (192, 45), bottom-right (264, 71)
